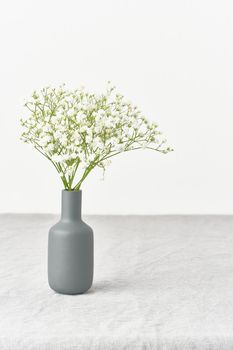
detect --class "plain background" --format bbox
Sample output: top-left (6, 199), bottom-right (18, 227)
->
top-left (0, 0), bottom-right (232, 214)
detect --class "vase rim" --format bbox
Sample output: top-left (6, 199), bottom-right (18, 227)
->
top-left (62, 189), bottom-right (82, 193)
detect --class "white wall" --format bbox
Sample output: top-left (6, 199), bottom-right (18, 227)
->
top-left (0, 0), bottom-right (233, 214)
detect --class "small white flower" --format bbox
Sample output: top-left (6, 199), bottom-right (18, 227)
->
top-left (45, 143), bottom-right (54, 152)
top-left (80, 125), bottom-right (88, 133)
top-left (52, 154), bottom-right (63, 162)
top-left (60, 136), bottom-right (67, 146)
top-left (93, 125), bottom-right (101, 133)
top-left (56, 124), bottom-right (66, 132)
top-left (39, 136), bottom-right (51, 147)
top-left (73, 130), bottom-right (80, 138)
top-left (93, 140), bottom-right (104, 150)
top-left (77, 111), bottom-right (85, 119)
top-left (71, 153), bottom-right (77, 159)
top-left (128, 127), bottom-right (134, 135)
top-left (67, 109), bottom-right (74, 117)
top-left (122, 125), bottom-right (129, 134)
top-left (85, 135), bottom-right (92, 143)
top-left (97, 109), bottom-right (105, 116)
top-left (54, 131), bottom-right (62, 139)
top-left (51, 116), bottom-right (59, 124)
top-left (44, 124), bottom-right (52, 132)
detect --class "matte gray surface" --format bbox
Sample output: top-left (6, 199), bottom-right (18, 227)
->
top-left (0, 215), bottom-right (233, 349)
top-left (48, 190), bottom-right (93, 294)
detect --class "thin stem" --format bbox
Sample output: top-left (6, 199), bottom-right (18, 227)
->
top-left (73, 165), bottom-right (94, 190)
top-left (34, 146), bottom-right (68, 188)
top-left (67, 160), bottom-right (80, 190)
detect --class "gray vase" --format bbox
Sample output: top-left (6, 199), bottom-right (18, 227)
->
top-left (48, 190), bottom-right (93, 295)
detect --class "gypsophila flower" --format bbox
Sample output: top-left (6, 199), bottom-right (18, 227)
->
top-left (20, 84), bottom-right (173, 190)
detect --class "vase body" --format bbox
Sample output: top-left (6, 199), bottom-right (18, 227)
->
top-left (48, 190), bottom-right (93, 295)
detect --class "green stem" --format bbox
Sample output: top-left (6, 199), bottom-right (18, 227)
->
top-left (67, 161), bottom-right (80, 191)
top-left (35, 146), bottom-right (68, 188)
top-left (73, 165), bottom-right (94, 190)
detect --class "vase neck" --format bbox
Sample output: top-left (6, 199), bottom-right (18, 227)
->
top-left (61, 190), bottom-right (82, 221)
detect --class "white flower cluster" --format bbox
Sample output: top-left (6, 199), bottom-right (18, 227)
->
top-left (20, 84), bottom-right (172, 190)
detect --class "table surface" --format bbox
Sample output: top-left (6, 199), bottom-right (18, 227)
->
top-left (0, 215), bottom-right (233, 350)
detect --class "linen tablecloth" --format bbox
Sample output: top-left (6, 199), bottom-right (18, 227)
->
top-left (0, 214), bottom-right (233, 350)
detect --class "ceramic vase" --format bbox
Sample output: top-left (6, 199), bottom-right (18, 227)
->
top-left (48, 190), bottom-right (93, 295)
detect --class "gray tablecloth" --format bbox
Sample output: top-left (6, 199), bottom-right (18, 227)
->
top-left (0, 215), bottom-right (233, 350)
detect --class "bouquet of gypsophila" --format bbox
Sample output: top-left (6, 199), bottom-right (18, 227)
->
top-left (20, 84), bottom-right (173, 191)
